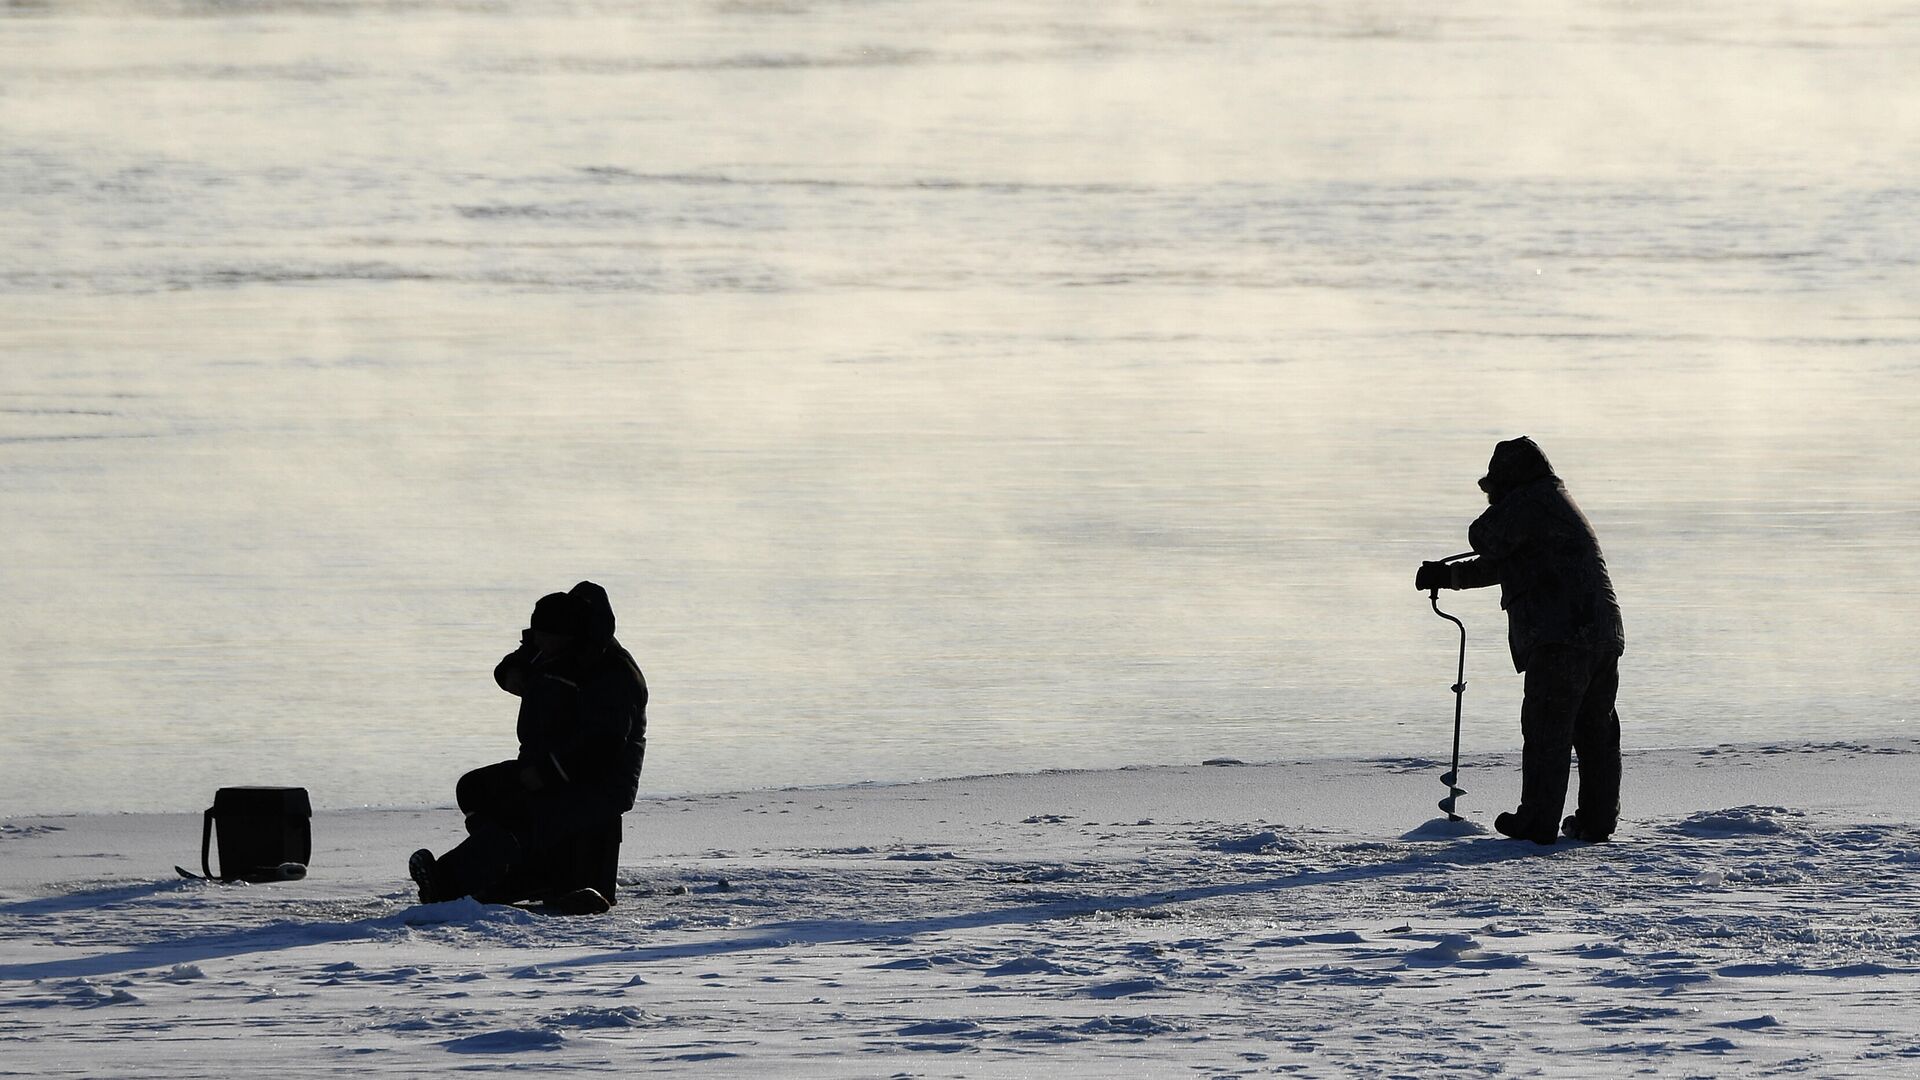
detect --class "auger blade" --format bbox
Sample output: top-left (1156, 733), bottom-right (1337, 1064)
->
top-left (1439, 770), bottom-right (1459, 788)
top-left (1438, 794), bottom-right (1459, 815)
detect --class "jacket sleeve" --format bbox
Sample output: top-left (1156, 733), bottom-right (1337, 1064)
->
top-left (1451, 497), bottom-right (1534, 589)
top-left (1448, 555), bottom-right (1501, 590)
top-left (495, 639), bottom-right (538, 697)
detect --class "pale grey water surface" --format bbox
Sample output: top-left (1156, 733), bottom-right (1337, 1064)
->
top-left (2, 2), bottom-right (1918, 814)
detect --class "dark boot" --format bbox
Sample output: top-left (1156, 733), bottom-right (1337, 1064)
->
top-left (425, 820), bottom-right (520, 903)
top-left (408, 848), bottom-right (444, 903)
top-left (1495, 811), bottom-right (1558, 846)
top-left (540, 886), bottom-right (613, 916)
top-left (1561, 814), bottom-right (1613, 843)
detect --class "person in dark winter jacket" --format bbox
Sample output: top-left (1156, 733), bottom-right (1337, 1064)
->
top-left (1416, 437), bottom-right (1624, 845)
top-left (409, 581), bottom-right (648, 905)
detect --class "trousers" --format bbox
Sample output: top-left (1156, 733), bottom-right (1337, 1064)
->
top-left (431, 760), bottom-right (613, 901)
top-left (1518, 645), bottom-right (1622, 831)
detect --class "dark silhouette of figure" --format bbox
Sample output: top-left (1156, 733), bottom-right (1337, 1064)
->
top-left (410, 581), bottom-right (647, 905)
top-left (1416, 438), bottom-right (1624, 845)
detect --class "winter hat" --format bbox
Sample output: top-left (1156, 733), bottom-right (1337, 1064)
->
top-left (529, 582), bottom-right (616, 649)
top-left (530, 591), bottom-right (587, 636)
top-left (1478, 436), bottom-right (1554, 500)
top-left (564, 580), bottom-right (616, 649)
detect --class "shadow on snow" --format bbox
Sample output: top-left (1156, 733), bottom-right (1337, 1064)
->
top-left (566, 838), bottom-right (1550, 969)
top-left (0, 837), bottom-right (1553, 981)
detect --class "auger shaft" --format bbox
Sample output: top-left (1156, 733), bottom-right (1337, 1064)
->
top-left (1427, 554), bottom-right (1473, 820)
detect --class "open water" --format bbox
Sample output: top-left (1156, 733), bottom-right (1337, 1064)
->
top-left (3, 1), bottom-right (1918, 814)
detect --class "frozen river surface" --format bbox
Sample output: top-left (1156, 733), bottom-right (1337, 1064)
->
top-left (2, 1), bottom-right (1917, 814)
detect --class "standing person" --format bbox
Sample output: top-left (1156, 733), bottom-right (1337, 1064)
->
top-left (1416, 437), bottom-right (1625, 845)
top-left (409, 580), bottom-right (648, 907)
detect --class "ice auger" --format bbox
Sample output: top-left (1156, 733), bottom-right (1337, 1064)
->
top-left (1427, 553), bottom-right (1475, 821)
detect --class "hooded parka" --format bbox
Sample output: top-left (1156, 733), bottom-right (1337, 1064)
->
top-left (1447, 437), bottom-right (1625, 672)
top-left (492, 580), bottom-right (649, 816)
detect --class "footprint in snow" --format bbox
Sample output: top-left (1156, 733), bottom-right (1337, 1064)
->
top-left (1076, 1015), bottom-right (1186, 1036)
top-left (309, 960), bottom-right (422, 980)
top-left (510, 966), bottom-right (567, 980)
top-left (897, 1019), bottom-right (981, 1037)
top-left (1008, 865), bottom-right (1080, 883)
top-left (38, 980), bottom-right (143, 1008)
top-left (546, 1006), bottom-right (656, 1029)
top-left (984, 955), bottom-right (1070, 976)
top-left (1581, 1005), bottom-right (1690, 1025)
top-left (440, 1028), bottom-right (565, 1054)
top-left (0, 823), bottom-right (63, 840)
top-left (1256, 930), bottom-right (1369, 947)
top-left (1669, 806), bottom-right (1802, 838)
top-left (1368, 757), bottom-right (1441, 774)
top-left (1078, 976), bottom-right (1168, 999)
top-left (869, 953), bottom-right (981, 970)
top-left (1592, 969), bottom-right (1716, 990)
top-left (371, 1011), bottom-right (478, 1033)
top-left (1208, 829), bottom-right (1304, 854)
top-left (1717, 961), bottom-right (1904, 978)
top-left (1272, 966), bottom-right (1400, 988)
top-left (1401, 935), bottom-right (1529, 969)
top-left (1000, 1028), bottom-right (1084, 1044)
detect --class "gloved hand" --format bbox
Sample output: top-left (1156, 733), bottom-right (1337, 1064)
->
top-left (494, 632), bottom-right (538, 696)
top-left (517, 763), bottom-right (548, 793)
top-left (1415, 561), bottom-right (1451, 592)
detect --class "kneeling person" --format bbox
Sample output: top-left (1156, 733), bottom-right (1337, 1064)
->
top-left (410, 581), bottom-right (647, 910)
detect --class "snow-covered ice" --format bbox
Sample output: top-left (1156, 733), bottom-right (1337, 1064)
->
top-left (5, 741), bottom-right (1919, 1076)
top-left (4, 10), bottom-right (1919, 1074)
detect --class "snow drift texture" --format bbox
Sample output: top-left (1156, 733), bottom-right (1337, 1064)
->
top-left (5, 743), bottom-right (1919, 1076)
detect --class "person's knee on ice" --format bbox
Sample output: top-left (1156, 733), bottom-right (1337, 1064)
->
top-left (411, 581), bottom-right (648, 904)
top-left (455, 769), bottom-right (483, 815)
top-left (1417, 437), bottom-right (1625, 844)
